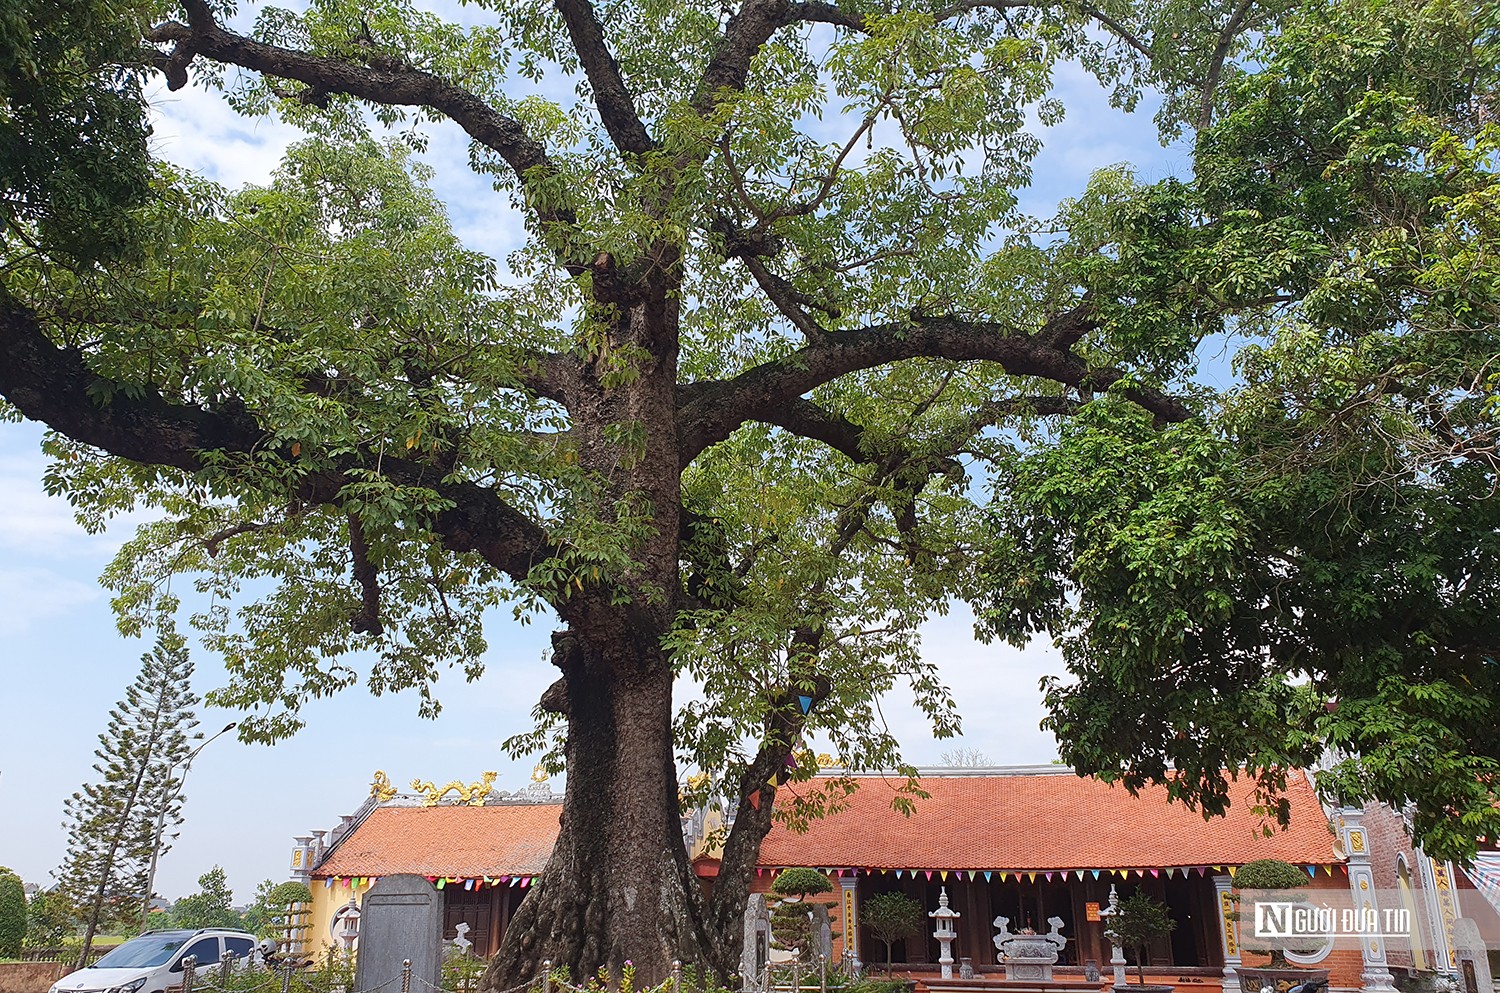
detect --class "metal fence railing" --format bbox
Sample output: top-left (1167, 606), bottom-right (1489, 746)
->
top-left (17, 947), bottom-right (111, 967)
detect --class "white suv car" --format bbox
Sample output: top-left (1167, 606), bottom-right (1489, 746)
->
top-left (50, 929), bottom-right (261, 993)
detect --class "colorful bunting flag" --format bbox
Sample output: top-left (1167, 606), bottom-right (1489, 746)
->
top-left (940, 871), bottom-right (949, 881)
top-left (798, 695), bottom-right (813, 714)
top-left (1027, 872), bottom-right (1037, 883)
top-left (1306, 866), bottom-right (1316, 877)
top-left (1075, 870), bottom-right (1085, 881)
top-left (1150, 869), bottom-right (1159, 878)
top-left (1091, 870), bottom-right (1101, 880)
top-left (1045, 872), bottom-right (1053, 882)
top-left (984, 871), bottom-right (992, 882)
top-left (924, 871), bottom-right (933, 881)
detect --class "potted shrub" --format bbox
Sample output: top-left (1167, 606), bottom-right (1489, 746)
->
top-left (1105, 892), bottom-right (1177, 992)
top-left (1232, 859), bottom-right (1331, 993)
top-left (770, 868), bottom-right (836, 963)
top-left (862, 892), bottom-right (925, 972)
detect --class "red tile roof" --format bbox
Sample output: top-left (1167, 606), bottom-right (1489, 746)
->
top-left (757, 771), bottom-right (1336, 871)
top-left (315, 803), bottom-right (561, 878)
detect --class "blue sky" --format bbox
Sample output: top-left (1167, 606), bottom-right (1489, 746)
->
top-left (0, 20), bottom-right (1190, 903)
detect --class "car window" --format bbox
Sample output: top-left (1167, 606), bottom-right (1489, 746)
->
top-left (224, 938), bottom-right (254, 963)
top-left (172, 937), bottom-right (221, 971)
top-left (93, 933), bottom-right (195, 969)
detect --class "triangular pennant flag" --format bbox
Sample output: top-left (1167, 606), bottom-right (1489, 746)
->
top-left (464, 878), bottom-right (474, 890)
top-left (520, 877), bottom-right (530, 888)
top-left (984, 871), bottom-right (992, 882)
top-left (1028, 872), bottom-right (1037, 883)
top-left (1075, 870), bottom-right (1085, 881)
top-left (1196, 867), bottom-right (1207, 876)
top-left (436, 878), bottom-right (445, 889)
top-left (1092, 870), bottom-right (1101, 880)
top-left (896, 870), bottom-right (904, 878)
top-left (999, 872), bottom-right (1009, 882)
top-left (1227, 866), bottom-right (1238, 878)
top-left (1045, 872), bottom-right (1054, 882)
top-left (325, 878), bottom-right (333, 889)
top-left (1306, 866), bottom-right (1316, 877)
top-left (924, 871), bottom-right (933, 881)
top-left (750, 791), bottom-right (762, 810)
top-left (940, 870), bottom-right (949, 881)
top-left (1150, 869), bottom-right (1159, 878)
top-left (1324, 865), bottom-right (1333, 876)
top-left (1213, 866), bottom-right (1224, 872)
top-left (798, 695), bottom-right (813, 714)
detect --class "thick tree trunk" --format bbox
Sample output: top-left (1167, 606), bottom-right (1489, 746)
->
top-left (485, 627), bottom-right (708, 988)
top-left (483, 291), bottom-right (749, 989)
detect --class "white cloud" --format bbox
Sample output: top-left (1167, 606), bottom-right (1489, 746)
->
top-left (0, 567), bottom-right (103, 636)
top-left (146, 80), bottom-right (301, 189)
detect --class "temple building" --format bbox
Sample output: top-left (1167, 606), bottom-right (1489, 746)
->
top-left (285, 766), bottom-right (1498, 993)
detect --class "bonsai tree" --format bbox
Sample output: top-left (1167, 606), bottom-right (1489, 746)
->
top-left (1105, 893), bottom-right (1176, 986)
top-left (770, 868), bottom-right (835, 963)
top-left (862, 892), bottom-right (925, 970)
top-left (1233, 859), bottom-right (1322, 968)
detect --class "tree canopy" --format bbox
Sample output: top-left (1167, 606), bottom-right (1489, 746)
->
top-left (1, 0), bottom-right (1496, 982)
top-left (981, 0), bottom-right (1500, 864)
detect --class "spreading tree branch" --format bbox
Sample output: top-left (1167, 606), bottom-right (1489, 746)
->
top-left (146, 0), bottom-right (583, 266)
top-left (552, 0), bottom-right (656, 155)
top-left (347, 513), bottom-right (385, 635)
top-left (677, 311), bottom-right (1190, 464)
top-left (0, 300), bottom-right (555, 582)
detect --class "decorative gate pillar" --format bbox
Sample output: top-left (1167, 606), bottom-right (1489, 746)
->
top-left (1212, 874), bottom-right (1241, 993)
top-left (1428, 858), bottom-right (1460, 972)
top-left (1340, 808), bottom-right (1398, 993)
top-left (839, 875), bottom-right (860, 968)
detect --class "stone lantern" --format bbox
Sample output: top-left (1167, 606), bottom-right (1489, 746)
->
top-left (1097, 884), bottom-right (1127, 989)
top-left (930, 887), bottom-right (961, 980)
top-left (337, 897), bottom-right (362, 955)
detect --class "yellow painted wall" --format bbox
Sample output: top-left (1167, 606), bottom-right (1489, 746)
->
top-left (301, 877), bottom-right (375, 958)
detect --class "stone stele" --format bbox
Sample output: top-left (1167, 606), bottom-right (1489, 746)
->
top-left (355, 874), bottom-right (444, 993)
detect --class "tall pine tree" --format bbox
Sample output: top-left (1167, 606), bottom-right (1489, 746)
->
top-left (56, 626), bottom-right (199, 963)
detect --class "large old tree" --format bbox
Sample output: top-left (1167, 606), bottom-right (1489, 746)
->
top-left (2, 0), bottom-right (1496, 982)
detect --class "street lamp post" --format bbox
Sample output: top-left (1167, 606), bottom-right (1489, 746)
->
top-left (140, 721), bottom-right (237, 930)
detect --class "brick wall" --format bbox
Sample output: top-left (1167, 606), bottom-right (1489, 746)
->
top-left (0, 962), bottom-right (71, 993)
